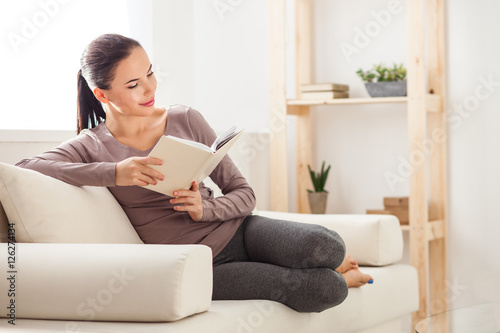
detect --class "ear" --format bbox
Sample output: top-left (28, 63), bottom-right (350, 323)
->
top-left (93, 88), bottom-right (109, 103)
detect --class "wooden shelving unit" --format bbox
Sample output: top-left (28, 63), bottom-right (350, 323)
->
top-left (269, 0), bottom-right (448, 326)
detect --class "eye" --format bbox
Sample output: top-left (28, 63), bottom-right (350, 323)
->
top-left (127, 72), bottom-right (154, 89)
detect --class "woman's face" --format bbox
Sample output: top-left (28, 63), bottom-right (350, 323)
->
top-left (98, 46), bottom-right (157, 117)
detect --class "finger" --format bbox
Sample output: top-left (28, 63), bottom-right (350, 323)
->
top-left (170, 196), bottom-right (195, 205)
top-left (140, 165), bottom-right (164, 181)
top-left (132, 166), bottom-right (159, 185)
top-left (138, 175), bottom-right (157, 186)
top-left (133, 177), bottom-right (150, 186)
top-left (144, 156), bottom-right (163, 165)
top-left (173, 203), bottom-right (200, 212)
top-left (173, 205), bottom-right (189, 212)
top-left (134, 156), bottom-right (163, 166)
top-left (190, 181), bottom-right (199, 192)
top-left (173, 189), bottom-right (195, 198)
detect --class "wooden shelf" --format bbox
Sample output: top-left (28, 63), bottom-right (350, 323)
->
top-left (269, 0), bottom-right (447, 326)
top-left (287, 96), bottom-right (408, 106)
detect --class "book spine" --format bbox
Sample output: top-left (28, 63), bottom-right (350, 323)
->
top-left (301, 91), bottom-right (349, 100)
top-left (301, 83), bottom-right (349, 92)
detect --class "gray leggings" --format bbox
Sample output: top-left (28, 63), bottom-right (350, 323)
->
top-left (212, 214), bottom-right (348, 313)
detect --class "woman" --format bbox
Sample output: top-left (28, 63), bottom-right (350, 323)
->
top-left (17, 34), bottom-right (372, 313)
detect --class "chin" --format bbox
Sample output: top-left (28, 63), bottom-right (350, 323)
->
top-left (139, 105), bottom-right (157, 115)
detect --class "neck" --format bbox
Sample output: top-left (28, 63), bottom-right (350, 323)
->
top-left (104, 105), bottom-right (166, 139)
top-left (101, 103), bottom-right (167, 151)
top-left (105, 111), bottom-right (150, 138)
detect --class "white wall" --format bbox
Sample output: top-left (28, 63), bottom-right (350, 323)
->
top-left (191, 1), bottom-right (270, 134)
top-left (0, 0), bottom-right (130, 130)
top-left (445, 0), bottom-right (500, 309)
top-left (150, 0), bottom-right (195, 107)
top-left (0, 130), bottom-right (74, 165)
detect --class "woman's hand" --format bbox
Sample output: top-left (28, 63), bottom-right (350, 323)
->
top-left (170, 181), bottom-right (204, 222)
top-left (115, 157), bottom-right (164, 186)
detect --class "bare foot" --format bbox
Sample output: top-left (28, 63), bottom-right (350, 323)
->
top-left (342, 268), bottom-right (374, 288)
top-left (335, 253), bottom-right (358, 274)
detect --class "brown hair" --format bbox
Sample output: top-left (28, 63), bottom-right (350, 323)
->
top-left (77, 34), bottom-right (141, 134)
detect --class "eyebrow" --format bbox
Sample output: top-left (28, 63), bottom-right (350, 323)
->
top-left (123, 64), bottom-right (153, 85)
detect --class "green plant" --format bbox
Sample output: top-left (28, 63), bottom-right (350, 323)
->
top-left (307, 161), bottom-right (331, 193)
top-left (356, 63), bottom-right (407, 83)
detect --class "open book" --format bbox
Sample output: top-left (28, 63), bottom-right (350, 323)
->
top-left (144, 126), bottom-right (243, 197)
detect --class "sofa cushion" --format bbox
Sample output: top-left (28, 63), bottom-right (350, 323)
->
top-left (256, 210), bottom-right (403, 266)
top-left (0, 163), bottom-right (142, 244)
top-left (0, 202), bottom-right (8, 243)
top-left (0, 243), bottom-right (213, 322)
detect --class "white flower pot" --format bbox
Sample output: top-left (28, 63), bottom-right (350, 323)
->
top-left (307, 192), bottom-right (328, 214)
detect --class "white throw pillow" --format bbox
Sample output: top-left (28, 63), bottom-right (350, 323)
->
top-left (0, 163), bottom-right (143, 244)
top-left (0, 202), bottom-right (8, 243)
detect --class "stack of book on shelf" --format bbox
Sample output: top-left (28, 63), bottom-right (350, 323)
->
top-left (300, 83), bottom-right (349, 100)
top-left (366, 196), bottom-right (409, 225)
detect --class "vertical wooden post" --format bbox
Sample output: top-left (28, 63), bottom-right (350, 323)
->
top-left (295, 0), bottom-right (312, 97)
top-left (427, 0), bottom-right (448, 317)
top-left (296, 106), bottom-right (312, 213)
top-left (269, 0), bottom-right (289, 212)
top-left (295, 0), bottom-right (313, 213)
top-left (407, 0), bottom-right (430, 324)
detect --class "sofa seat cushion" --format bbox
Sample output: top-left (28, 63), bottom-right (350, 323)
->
top-left (309, 265), bottom-right (419, 332)
top-left (0, 264), bottom-right (418, 332)
top-left (0, 162), bottom-right (142, 244)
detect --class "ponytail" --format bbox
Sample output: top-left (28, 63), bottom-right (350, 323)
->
top-left (77, 69), bottom-right (106, 134)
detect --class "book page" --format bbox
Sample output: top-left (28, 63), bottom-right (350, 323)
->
top-left (211, 126), bottom-right (241, 151)
top-left (193, 130), bottom-right (244, 182)
top-left (165, 126), bottom-right (241, 153)
top-left (167, 136), bottom-right (212, 152)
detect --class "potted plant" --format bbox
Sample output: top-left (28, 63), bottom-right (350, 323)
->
top-left (356, 63), bottom-right (407, 97)
top-left (307, 161), bottom-right (331, 214)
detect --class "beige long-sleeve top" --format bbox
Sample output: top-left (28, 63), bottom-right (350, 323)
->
top-left (16, 105), bottom-right (256, 257)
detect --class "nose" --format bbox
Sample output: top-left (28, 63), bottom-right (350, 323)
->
top-left (144, 77), bottom-right (156, 95)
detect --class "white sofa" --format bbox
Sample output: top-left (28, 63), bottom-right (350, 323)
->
top-left (0, 162), bottom-right (418, 332)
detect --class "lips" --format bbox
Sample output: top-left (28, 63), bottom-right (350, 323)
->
top-left (140, 97), bottom-right (155, 107)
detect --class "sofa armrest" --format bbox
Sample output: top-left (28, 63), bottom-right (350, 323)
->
top-left (255, 211), bottom-right (403, 266)
top-left (0, 243), bottom-right (212, 322)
